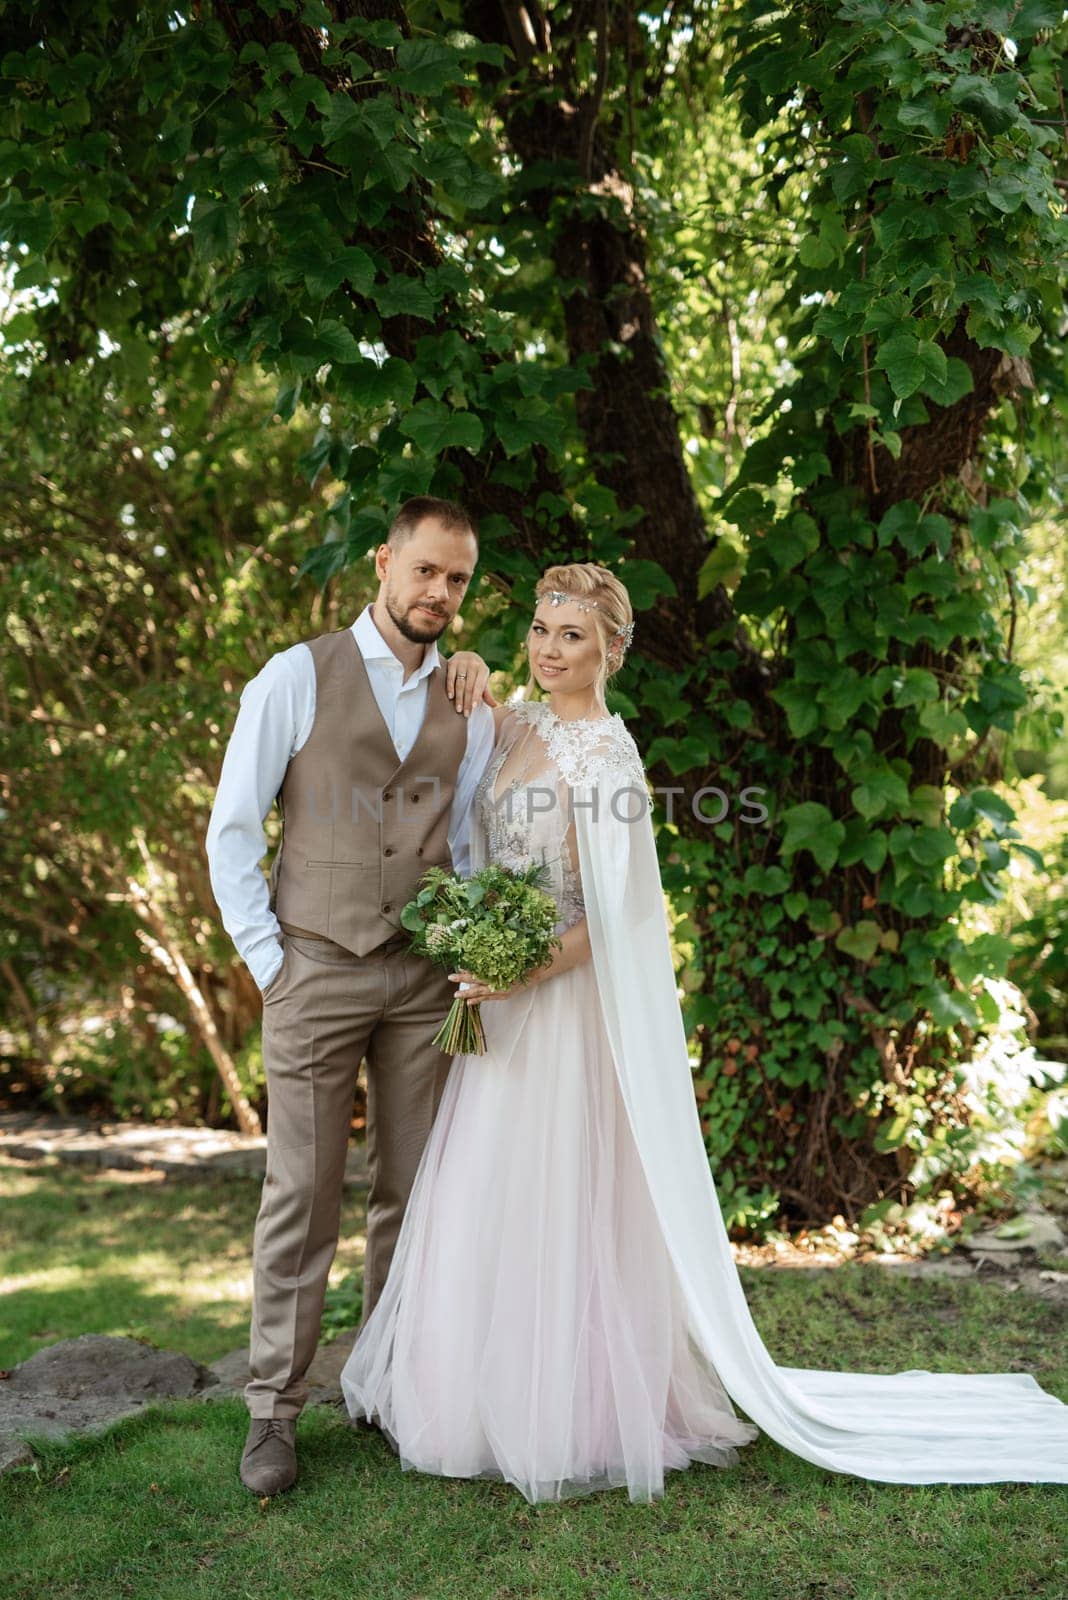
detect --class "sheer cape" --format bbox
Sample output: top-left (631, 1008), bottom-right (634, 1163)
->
top-left (481, 700), bottom-right (1068, 1485)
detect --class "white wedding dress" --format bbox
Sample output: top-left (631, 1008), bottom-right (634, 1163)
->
top-left (340, 700), bottom-right (1068, 1502)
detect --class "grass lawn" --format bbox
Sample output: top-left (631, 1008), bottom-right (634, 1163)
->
top-left (1, 1157), bottom-right (1065, 1600)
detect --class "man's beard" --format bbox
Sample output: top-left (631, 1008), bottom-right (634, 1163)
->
top-left (383, 590), bottom-right (448, 644)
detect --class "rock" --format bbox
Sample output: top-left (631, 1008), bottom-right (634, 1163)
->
top-left (304, 1329), bottom-right (359, 1409)
top-left (0, 1334), bottom-right (218, 1472)
top-left (198, 1346), bottom-right (251, 1401)
top-left (198, 1329), bottom-right (358, 1411)
top-left (971, 1248), bottom-right (1024, 1269)
top-left (0, 1328), bottom-right (366, 1472)
top-left (0, 1110), bottom-right (367, 1187)
top-left (872, 1259), bottom-right (976, 1280)
top-left (0, 1437), bottom-right (35, 1474)
top-left (964, 1208), bottom-right (1067, 1257)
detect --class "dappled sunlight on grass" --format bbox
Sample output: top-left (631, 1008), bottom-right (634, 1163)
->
top-left (0, 1158), bottom-right (367, 1366)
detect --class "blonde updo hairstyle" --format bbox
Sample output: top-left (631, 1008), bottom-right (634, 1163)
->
top-left (523, 563), bottom-right (633, 709)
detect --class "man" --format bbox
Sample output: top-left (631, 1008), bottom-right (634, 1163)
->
top-left (205, 495), bottom-right (497, 1496)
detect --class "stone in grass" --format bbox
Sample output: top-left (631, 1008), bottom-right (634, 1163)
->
top-left (1, 1437), bottom-right (35, 1474)
top-left (199, 1328), bottom-right (359, 1411)
top-left (0, 1333), bottom-right (218, 1474)
top-left (964, 1208), bottom-right (1067, 1257)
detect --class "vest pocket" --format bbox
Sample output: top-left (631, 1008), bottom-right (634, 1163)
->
top-left (304, 859), bottom-right (372, 867)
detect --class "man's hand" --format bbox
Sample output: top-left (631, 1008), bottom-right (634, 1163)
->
top-left (444, 650), bottom-right (499, 717)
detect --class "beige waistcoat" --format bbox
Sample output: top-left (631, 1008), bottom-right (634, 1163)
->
top-left (268, 628), bottom-right (469, 956)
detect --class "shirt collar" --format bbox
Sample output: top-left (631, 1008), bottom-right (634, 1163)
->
top-left (351, 601), bottom-right (440, 682)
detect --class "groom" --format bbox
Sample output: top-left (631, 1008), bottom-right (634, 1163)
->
top-left (205, 496), bottom-right (497, 1496)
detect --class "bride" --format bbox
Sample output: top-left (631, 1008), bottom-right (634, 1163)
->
top-left (340, 562), bottom-right (1068, 1503)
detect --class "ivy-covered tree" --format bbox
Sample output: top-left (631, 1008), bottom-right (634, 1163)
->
top-left (2, 0), bottom-right (1065, 1229)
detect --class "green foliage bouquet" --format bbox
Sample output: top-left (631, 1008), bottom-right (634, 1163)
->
top-left (400, 862), bottom-right (563, 1056)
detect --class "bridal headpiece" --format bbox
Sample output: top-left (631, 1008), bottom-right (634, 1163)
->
top-left (544, 590), bottom-right (635, 656)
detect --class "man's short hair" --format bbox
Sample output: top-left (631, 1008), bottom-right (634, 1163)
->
top-left (386, 496), bottom-right (478, 551)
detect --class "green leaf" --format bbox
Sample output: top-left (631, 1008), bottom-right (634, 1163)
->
top-left (949, 74), bottom-right (1019, 137)
top-left (399, 399), bottom-right (483, 454)
top-left (265, 42), bottom-right (302, 79)
top-left (494, 398), bottom-right (565, 457)
top-left (907, 826), bottom-right (957, 867)
top-left (924, 985), bottom-right (979, 1029)
top-left (923, 356), bottom-right (973, 408)
top-left (190, 197), bottom-right (240, 262)
top-left (779, 803), bottom-right (846, 871)
top-left (335, 356), bottom-right (416, 411)
top-left (374, 274), bottom-right (437, 321)
top-left (949, 787), bottom-right (1017, 830)
top-left (771, 682), bottom-right (820, 739)
top-left (272, 376), bottom-right (303, 421)
top-left (799, 234), bottom-right (835, 268)
top-left (1012, 2), bottom-right (1062, 37)
top-left (280, 74), bottom-right (332, 127)
top-left (876, 334), bottom-right (947, 401)
top-left (896, 99), bottom-right (945, 137)
top-left (876, 501), bottom-right (952, 558)
top-left (851, 764), bottom-right (910, 820)
top-left (918, 702), bottom-right (968, 743)
top-left (743, 864), bottom-right (791, 896)
top-left (984, 172), bottom-right (1026, 213)
top-left (697, 542), bottom-right (743, 598)
top-left (817, 669), bottom-right (868, 730)
top-left (835, 921), bottom-right (882, 961)
top-left (346, 17), bottom-right (404, 48)
top-left (874, 1112), bottom-right (913, 1153)
top-left (305, 246), bottom-right (375, 300)
top-left (892, 668), bottom-right (938, 708)
top-left (860, 830), bottom-right (888, 873)
top-left (644, 735), bottom-right (710, 778)
top-left (311, 318), bottom-right (363, 364)
top-left (0, 196), bottom-right (53, 254)
top-left (767, 512), bottom-right (820, 571)
top-left (321, 95), bottom-right (367, 147)
top-left (389, 39), bottom-right (467, 94)
top-left (219, 146), bottom-right (281, 197)
top-left (908, 785), bottom-right (944, 827)
top-left (621, 559), bottom-right (678, 610)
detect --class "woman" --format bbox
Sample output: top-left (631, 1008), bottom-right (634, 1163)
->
top-left (340, 563), bottom-right (1068, 1503)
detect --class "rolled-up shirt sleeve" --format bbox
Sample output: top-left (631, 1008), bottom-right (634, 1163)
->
top-left (205, 651), bottom-right (301, 992)
top-left (448, 701), bottom-right (496, 879)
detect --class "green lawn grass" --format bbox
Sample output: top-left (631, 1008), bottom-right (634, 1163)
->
top-left (1, 1157), bottom-right (1065, 1600)
top-left (0, 1156), bottom-right (367, 1366)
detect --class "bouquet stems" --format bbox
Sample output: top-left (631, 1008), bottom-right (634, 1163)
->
top-left (433, 993), bottom-right (488, 1056)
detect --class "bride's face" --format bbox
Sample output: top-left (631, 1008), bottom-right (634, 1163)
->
top-left (527, 600), bottom-right (605, 695)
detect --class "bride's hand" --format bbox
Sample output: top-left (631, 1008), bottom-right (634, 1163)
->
top-left (444, 650), bottom-right (499, 716)
top-left (447, 969), bottom-right (529, 1004)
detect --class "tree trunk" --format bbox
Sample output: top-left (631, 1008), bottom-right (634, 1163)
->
top-left (127, 832), bottom-right (262, 1137)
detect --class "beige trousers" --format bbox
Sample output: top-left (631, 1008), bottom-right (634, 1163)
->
top-left (244, 926), bottom-right (455, 1419)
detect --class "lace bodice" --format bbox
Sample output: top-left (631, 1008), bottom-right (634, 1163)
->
top-left (472, 700), bottom-right (646, 935)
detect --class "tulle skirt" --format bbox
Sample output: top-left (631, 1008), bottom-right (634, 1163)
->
top-left (339, 959), bottom-right (760, 1503)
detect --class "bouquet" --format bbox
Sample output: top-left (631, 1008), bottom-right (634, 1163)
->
top-left (400, 861), bottom-right (563, 1055)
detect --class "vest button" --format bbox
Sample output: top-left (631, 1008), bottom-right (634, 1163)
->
top-left (411, 793), bottom-right (420, 803)
top-left (417, 847), bottom-right (423, 856)
top-left (384, 847), bottom-right (394, 857)
top-left (383, 790), bottom-right (393, 802)
top-left (382, 902), bottom-right (392, 913)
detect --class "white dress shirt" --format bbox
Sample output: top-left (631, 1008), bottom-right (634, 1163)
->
top-left (206, 602), bottom-right (496, 991)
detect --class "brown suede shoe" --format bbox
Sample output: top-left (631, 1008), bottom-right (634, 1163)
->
top-left (240, 1416), bottom-right (297, 1496)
